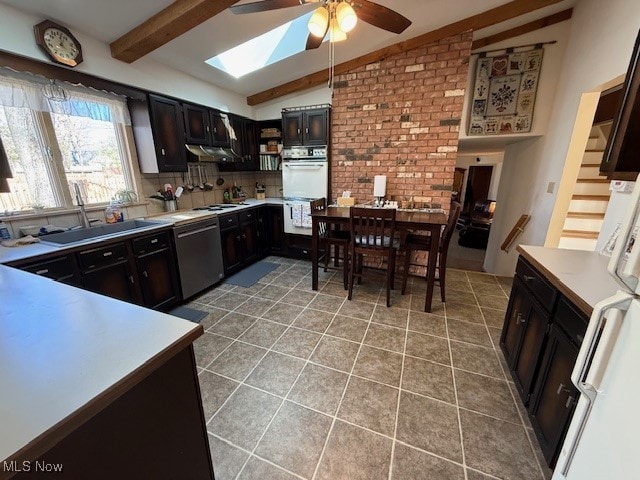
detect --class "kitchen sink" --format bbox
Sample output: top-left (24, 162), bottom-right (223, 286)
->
top-left (39, 220), bottom-right (163, 246)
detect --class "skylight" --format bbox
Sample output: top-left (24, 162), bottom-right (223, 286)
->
top-left (206, 12), bottom-right (320, 78)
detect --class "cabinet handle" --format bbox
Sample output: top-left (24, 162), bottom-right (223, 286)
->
top-left (129, 275), bottom-right (135, 284)
top-left (206, 125), bottom-right (210, 132)
top-left (305, 127), bottom-right (309, 134)
top-left (103, 251), bottom-right (113, 257)
top-left (246, 214), bottom-right (252, 218)
top-left (213, 127), bottom-right (217, 134)
top-left (161, 148), bottom-right (165, 156)
top-left (523, 275), bottom-right (536, 282)
top-left (297, 128), bottom-right (301, 134)
top-left (242, 234), bottom-right (246, 239)
top-left (151, 238), bottom-right (158, 244)
top-left (227, 218), bottom-right (233, 223)
top-left (142, 271), bottom-right (149, 278)
top-left (36, 268), bottom-right (49, 275)
top-left (566, 395), bottom-right (576, 409)
top-left (557, 383), bottom-right (572, 395)
top-left (236, 235), bottom-right (242, 241)
top-left (516, 311), bottom-right (526, 324)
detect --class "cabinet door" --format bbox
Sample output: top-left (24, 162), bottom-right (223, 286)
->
top-left (220, 226), bottom-right (242, 275)
top-left (268, 206), bottom-right (285, 253)
top-left (210, 111), bottom-right (230, 147)
top-left (501, 278), bottom-right (530, 365)
top-left (148, 94), bottom-right (187, 172)
top-left (282, 112), bottom-right (304, 146)
top-left (528, 324), bottom-right (579, 466)
top-left (513, 299), bottom-right (549, 403)
top-left (240, 217), bottom-right (258, 264)
top-left (183, 103), bottom-right (211, 145)
top-left (136, 248), bottom-right (179, 310)
top-left (243, 120), bottom-right (259, 170)
top-left (230, 115), bottom-right (244, 169)
top-left (20, 255), bottom-right (80, 286)
top-left (82, 261), bottom-right (139, 304)
top-left (304, 109), bottom-right (328, 145)
top-left (255, 208), bottom-right (270, 255)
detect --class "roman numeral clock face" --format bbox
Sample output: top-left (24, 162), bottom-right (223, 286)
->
top-left (34, 21), bottom-right (83, 67)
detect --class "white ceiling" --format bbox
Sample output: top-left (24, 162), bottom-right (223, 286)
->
top-left (2, 0), bottom-right (575, 97)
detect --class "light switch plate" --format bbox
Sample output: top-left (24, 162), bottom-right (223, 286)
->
top-left (547, 182), bottom-right (556, 194)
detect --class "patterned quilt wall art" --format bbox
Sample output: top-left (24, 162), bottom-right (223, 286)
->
top-left (468, 48), bottom-right (544, 136)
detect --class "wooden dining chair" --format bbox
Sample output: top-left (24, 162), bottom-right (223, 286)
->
top-left (348, 207), bottom-right (398, 307)
top-left (400, 201), bottom-right (462, 302)
top-left (310, 197), bottom-right (350, 288)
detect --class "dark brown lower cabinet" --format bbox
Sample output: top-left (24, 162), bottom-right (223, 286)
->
top-left (81, 259), bottom-right (139, 304)
top-left (268, 205), bottom-right (285, 253)
top-left (15, 347), bottom-right (214, 479)
top-left (220, 220), bottom-right (243, 276)
top-left (528, 323), bottom-right (580, 465)
top-left (19, 255), bottom-right (80, 286)
top-left (501, 256), bottom-right (587, 469)
top-left (133, 231), bottom-right (179, 310)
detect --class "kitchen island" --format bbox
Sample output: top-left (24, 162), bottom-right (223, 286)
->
top-left (0, 266), bottom-right (213, 479)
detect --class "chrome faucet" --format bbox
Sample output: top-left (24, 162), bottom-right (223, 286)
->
top-left (74, 182), bottom-right (91, 228)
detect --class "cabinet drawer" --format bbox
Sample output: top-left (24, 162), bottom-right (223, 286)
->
top-left (239, 210), bottom-right (256, 223)
top-left (79, 242), bottom-right (128, 270)
top-left (22, 256), bottom-right (74, 280)
top-left (219, 214), bottom-right (238, 228)
top-left (516, 258), bottom-right (557, 311)
top-left (554, 297), bottom-right (588, 347)
top-left (132, 231), bottom-right (171, 256)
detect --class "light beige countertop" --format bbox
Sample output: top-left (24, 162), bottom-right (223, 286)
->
top-left (517, 245), bottom-right (621, 315)
top-left (0, 198), bottom-right (286, 265)
top-left (0, 265), bottom-right (202, 466)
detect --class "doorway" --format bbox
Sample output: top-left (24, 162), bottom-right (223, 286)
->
top-left (463, 165), bottom-right (494, 214)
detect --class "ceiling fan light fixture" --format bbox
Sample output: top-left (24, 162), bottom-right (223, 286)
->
top-left (308, 6), bottom-right (329, 37)
top-left (336, 2), bottom-right (357, 33)
top-left (329, 18), bottom-right (347, 42)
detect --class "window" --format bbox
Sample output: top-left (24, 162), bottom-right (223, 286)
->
top-left (0, 71), bottom-right (135, 213)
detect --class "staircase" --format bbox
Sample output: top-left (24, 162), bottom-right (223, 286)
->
top-left (558, 124), bottom-right (611, 250)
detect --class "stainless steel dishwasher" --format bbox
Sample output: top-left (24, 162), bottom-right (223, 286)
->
top-left (173, 217), bottom-right (224, 299)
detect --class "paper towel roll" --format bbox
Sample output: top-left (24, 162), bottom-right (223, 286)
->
top-left (373, 175), bottom-right (387, 197)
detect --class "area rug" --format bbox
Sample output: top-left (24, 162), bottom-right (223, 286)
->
top-left (224, 261), bottom-right (279, 288)
top-left (168, 306), bottom-right (208, 324)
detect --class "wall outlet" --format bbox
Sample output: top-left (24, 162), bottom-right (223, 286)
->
top-left (547, 182), bottom-right (556, 194)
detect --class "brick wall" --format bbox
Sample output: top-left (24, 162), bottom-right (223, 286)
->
top-left (331, 31), bottom-right (473, 213)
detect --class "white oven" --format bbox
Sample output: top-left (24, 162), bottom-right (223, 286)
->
top-left (282, 146), bottom-right (328, 236)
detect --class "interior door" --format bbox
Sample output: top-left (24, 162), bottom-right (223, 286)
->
top-left (463, 165), bottom-right (493, 214)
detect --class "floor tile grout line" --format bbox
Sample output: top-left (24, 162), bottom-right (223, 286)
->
top-left (387, 293), bottom-right (411, 479)
top-left (443, 286), bottom-right (469, 480)
top-left (208, 433), bottom-right (307, 480)
top-left (310, 288), bottom-right (382, 480)
top-left (233, 291), bottom-right (349, 480)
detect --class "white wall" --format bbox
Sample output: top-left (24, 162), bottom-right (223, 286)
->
top-left (484, 0), bottom-right (640, 276)
top-left (456, 153), bottom-right (504, 205)
top-left (0, 3), bottom-right (252, 116)
top-left (254, 86), bottom-right (332, 121)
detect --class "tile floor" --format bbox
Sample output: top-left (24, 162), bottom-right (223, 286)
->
top-left (189, 257), bottom-right (552, 480)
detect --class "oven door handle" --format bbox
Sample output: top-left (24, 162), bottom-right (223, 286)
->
top-left (176, 224), bottom-right (218, 238)
top-left (284, 164), bottom-right (325, 169)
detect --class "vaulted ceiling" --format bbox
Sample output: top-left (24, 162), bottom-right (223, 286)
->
top-left (2, 0), bottom-right (575, 102)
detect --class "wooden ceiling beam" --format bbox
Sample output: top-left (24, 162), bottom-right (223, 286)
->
top-left (471, 8), bottom-right (572, 50)
top-left (247, 0), bottom-right (566, 105)
top-left (110, 0), bottom-right (240, 63)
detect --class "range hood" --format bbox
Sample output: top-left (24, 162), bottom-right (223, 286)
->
top-left (185, 144), bottom-right (240, 163)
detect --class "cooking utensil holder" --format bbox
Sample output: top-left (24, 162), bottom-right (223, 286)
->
top-left (164, 200), bottom-right (178, 212)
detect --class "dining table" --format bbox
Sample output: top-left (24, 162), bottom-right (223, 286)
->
top-left (311, 206), bottom-right (448, 313)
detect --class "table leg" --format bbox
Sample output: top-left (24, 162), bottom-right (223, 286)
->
top-left (312, 217), bottom-right (319, 290)
top-left (424, 226), bottom-right (440, 313)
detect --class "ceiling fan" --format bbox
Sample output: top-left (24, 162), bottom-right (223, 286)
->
top-left (229, 0), bottom-right (412, 50)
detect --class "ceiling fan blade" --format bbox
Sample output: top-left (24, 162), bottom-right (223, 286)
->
top-left (306, 20), bottom-right (329, 50)
top-left (229, 0), bottom-right (303, 15)
top-left (352, 0), bottom-right (412, 34)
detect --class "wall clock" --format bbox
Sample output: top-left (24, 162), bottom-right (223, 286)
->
top-left (34, 20), bottom-right (83, 68)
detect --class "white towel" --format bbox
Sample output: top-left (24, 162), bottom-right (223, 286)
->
top-left (301, 205), bottom-right (312, 228)
top-left (291, 204), bottom-right (303, 227)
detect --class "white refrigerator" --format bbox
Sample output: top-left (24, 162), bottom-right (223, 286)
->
top-left (553, 177), bottom-right (640, 479)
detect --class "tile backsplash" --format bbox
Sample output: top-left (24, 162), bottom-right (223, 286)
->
top-left (1, 168), bottom-right (282, 238)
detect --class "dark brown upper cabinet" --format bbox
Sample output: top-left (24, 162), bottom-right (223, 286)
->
top-left (282, 107), bottom-right (330, 146)
top-left (183, 103), bottom-right (210, 145)
top-left (600, 29), bottom-right (640, 180)
top-left (210, 110), bottom-right (231, 147)
top-left (148, 94), bottom-right (187, 172)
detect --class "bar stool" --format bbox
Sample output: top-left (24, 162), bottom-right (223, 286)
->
top-left (310, 197), bottom-right (350, 289)
top-left (400, 201), bottom-right (461, 302)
